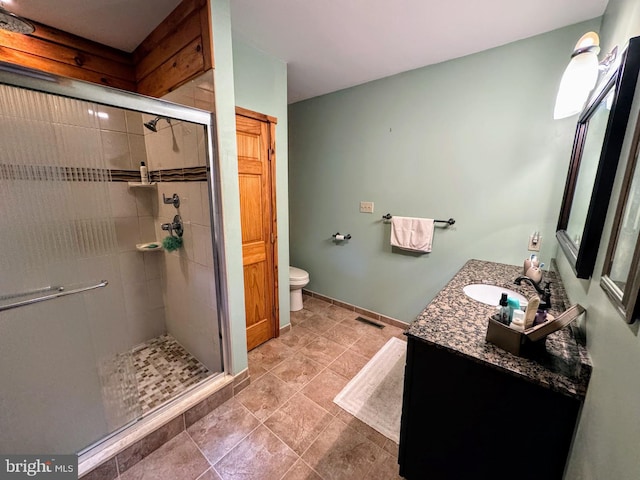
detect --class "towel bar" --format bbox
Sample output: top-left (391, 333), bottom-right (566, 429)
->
top-left (382, 214), bottom-right (455, 226)
top-left (0, 280), bottom-right (108, 312)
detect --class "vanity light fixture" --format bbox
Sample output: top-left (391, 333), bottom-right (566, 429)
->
top-left (554, 32), bottom-right (601, 119)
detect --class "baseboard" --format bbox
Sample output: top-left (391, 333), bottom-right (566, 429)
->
top-left (302, 289), bottom-right (409, 330)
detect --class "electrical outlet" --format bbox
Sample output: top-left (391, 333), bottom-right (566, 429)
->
top-left (360, 201), bottom-right (374, 213)
top-left (528, 232), bottom-right (541, 252)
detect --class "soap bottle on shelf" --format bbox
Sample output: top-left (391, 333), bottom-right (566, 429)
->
top-left (498, 293), bottom-right (509, 325)
top-left (140, 161), bottom-right (149, 184)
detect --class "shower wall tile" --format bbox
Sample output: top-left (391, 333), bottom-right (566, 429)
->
top-left (182, 123), bottom-right (200, 168)
top-left (109, 183), bottom-right (138, 217)
top-left (128, 134), bottom-right (148, 168)
top-left (123, 280), bottom-right (150, 315)
top-left (190, 262), bottom-right (216, 308)
top-left (101, 130), bottom-right (132, 169)
top-left (118, 251), bottom-right (147, 286)
top-left (192, 224), bottom-right (214, 267)
top-left (157, 183), bottom-right (183, 219)
top-left (114, 216), bottom-right (141, 252)
top-left (82, 276), bottom-right (131, 358)
top-left (188, 183), bottom-right (205, 225)
top-left (127, 307), bottom-right (166, 346)
top-left (126, 111), bottom-right (145, 136)
top-left (196, 127), bottom-right (207, 167)
top-left (147, 278), bottom-right (165, 310)
top-left (200, 183), bottom-right (212, 227)
top-left (181, 223), bottom-right (195, 261)
top-left (50, 96), bottom-right (99, 128)
top-left (143, 251), bottom-right (163, 280)
top-left (144, 124), bottom-right (182, 170)
top-left (138, 216), bottom-right (157, 243)
top-left (98, 106), bottom-right (127, 133)
top-left (186, 299), bottom-right (220, 371)
top-left (135, 188), bottom-right (158, 217)
top-left (56, 124), bottom-right (103, 168)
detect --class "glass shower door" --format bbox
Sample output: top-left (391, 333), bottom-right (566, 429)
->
top-left (0, 85), bottom-right (141, 453)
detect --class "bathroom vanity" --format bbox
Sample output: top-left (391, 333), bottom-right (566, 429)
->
top-left (398, 260), bottom-right (591, 480)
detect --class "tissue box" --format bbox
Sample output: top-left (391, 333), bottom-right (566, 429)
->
top-left (486, 304), bottom-right (585, 356)
top-left (485, 316), bottom-right (527, 355)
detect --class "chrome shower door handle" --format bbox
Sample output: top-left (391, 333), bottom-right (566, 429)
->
top-left (0, 280), bottom-right (108, 312)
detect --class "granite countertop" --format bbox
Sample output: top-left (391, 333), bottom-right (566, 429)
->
top-left (406, 259), bottom-right (592, 400)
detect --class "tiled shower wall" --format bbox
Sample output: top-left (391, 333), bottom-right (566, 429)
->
top-left (104, 108), bottom-right (167, 345)
top-left (142, 74), bottom-right (222, 373)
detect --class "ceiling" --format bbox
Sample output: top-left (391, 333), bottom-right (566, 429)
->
top-left (7, 0), bottom-right (609, 103)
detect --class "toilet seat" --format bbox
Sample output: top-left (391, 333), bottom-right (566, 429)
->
top-left (289, 266), bottom-right (309, 286)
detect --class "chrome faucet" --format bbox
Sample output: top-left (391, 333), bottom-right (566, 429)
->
top-left (514, 276), bottom-right (552, 310)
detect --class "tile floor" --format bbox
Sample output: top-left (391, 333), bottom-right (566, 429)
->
top-left (115, 297), bottom-right (407, 480)
top-left (133, 334), bottom-right (212, 413)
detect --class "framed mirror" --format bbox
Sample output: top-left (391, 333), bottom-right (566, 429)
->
top-left (601, 107), bottom-right (640, 324)
top-left (556, 37), bottom-right (640, 279)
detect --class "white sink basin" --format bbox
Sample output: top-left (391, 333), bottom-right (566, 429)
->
top-left (463, 284), bottom-right (528, 307)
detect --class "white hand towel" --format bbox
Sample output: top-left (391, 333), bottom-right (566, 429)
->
top-left (390, 216), bottom-right (435, 253)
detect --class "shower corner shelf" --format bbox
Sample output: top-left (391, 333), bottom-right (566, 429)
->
top-left (136, 242), bottom-right (163, 252)
top-left (128, 182), bottom-right (157, 188)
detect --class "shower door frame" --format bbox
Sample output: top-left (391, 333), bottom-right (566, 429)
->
top-left (0, 61), bottom-right (233, 449)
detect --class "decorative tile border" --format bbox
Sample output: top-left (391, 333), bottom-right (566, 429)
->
top-left (302, 289), bottom-right (409, 330)
top-left (1, 164), bottom-right (209, 182)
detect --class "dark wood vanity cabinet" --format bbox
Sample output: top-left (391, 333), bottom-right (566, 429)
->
top-left (398, 336), bottom-right (582, 480)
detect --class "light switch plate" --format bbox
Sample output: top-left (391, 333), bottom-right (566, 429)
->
top-left (360, 201), bottom-right (374, 213)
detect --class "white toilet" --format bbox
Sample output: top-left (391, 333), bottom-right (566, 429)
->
top-left (289, 266), bottom-right (310, 311)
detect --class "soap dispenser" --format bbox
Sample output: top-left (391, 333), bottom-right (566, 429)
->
top-left (498, 293), bottom-right (509, 325)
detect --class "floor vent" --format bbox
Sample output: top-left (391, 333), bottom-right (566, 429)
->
top-left (355, 316), bottom-right (385, 329)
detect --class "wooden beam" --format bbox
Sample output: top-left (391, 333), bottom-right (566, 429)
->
top-left (0, 46), bottom-right (136, 91)
top-left (134, 12), bottom-right (201, 82)
top-left (136, 37), bottom-right (205, 98)
top-left (133, 0), bottom-right (206, 63)
top-left (200, 0), bottom-right (214, 71)
top-left (0, 0), bottom-right (214, 97)
top-left (0, 29), bottom-right (134, 81)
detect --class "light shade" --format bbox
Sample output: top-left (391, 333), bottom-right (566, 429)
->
top-left (554, 32), bottom-right (601, 120)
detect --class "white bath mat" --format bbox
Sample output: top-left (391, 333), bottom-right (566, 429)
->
top-left (333, 337), bottom-right (407, 443)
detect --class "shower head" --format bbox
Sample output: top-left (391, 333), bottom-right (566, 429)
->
top-left (0, 6), bottom-right (34, 34)
top-left (143, 116), bottom-right (170, 132)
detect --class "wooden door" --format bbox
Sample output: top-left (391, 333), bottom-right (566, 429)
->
top-left (236, 107), bottom-right (279, 351)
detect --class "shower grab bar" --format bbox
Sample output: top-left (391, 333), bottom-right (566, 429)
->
top-left (0, 280), bottom-right (108, 312)
top-left (0, 284), bottom-right (63, 301)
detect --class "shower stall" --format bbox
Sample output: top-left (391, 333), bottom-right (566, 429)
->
top-left (0, 64), bottom-right (229, 456)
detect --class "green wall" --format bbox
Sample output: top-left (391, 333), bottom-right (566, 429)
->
top-left (232, 39), bottom-right (290, 330)
top-left (289, 19), bottom-right (600, 322)
top-left (208, 0), bottom-right (291, 373)
top-left (210, 0), bottom-right (247, 373)
top-left (561, 1), bottom-right (640, 478)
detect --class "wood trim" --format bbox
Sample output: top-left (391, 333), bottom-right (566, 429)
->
top-left (136, 36), bottom-right (205, 98)
top-left (134, 0), bottom-right (213, 97)
top-left (235, 106), bottom-right (278, 124)
top-left (269, 120), bottom-right (279, 338)
top-left (133, 0), bottom-right (206, 62)
top-left (0, 21), bottom-right (135, 90)
top-left (236, 107), bottom-right (280, 340)
top-left (134, 13), bottom-right (201, 82)
top-left (200, 0), bottom-right (214, 71)
top-left (0, 46), bottom-right (136, 90)
top-left (0, 0), bottom-right (214, 97)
